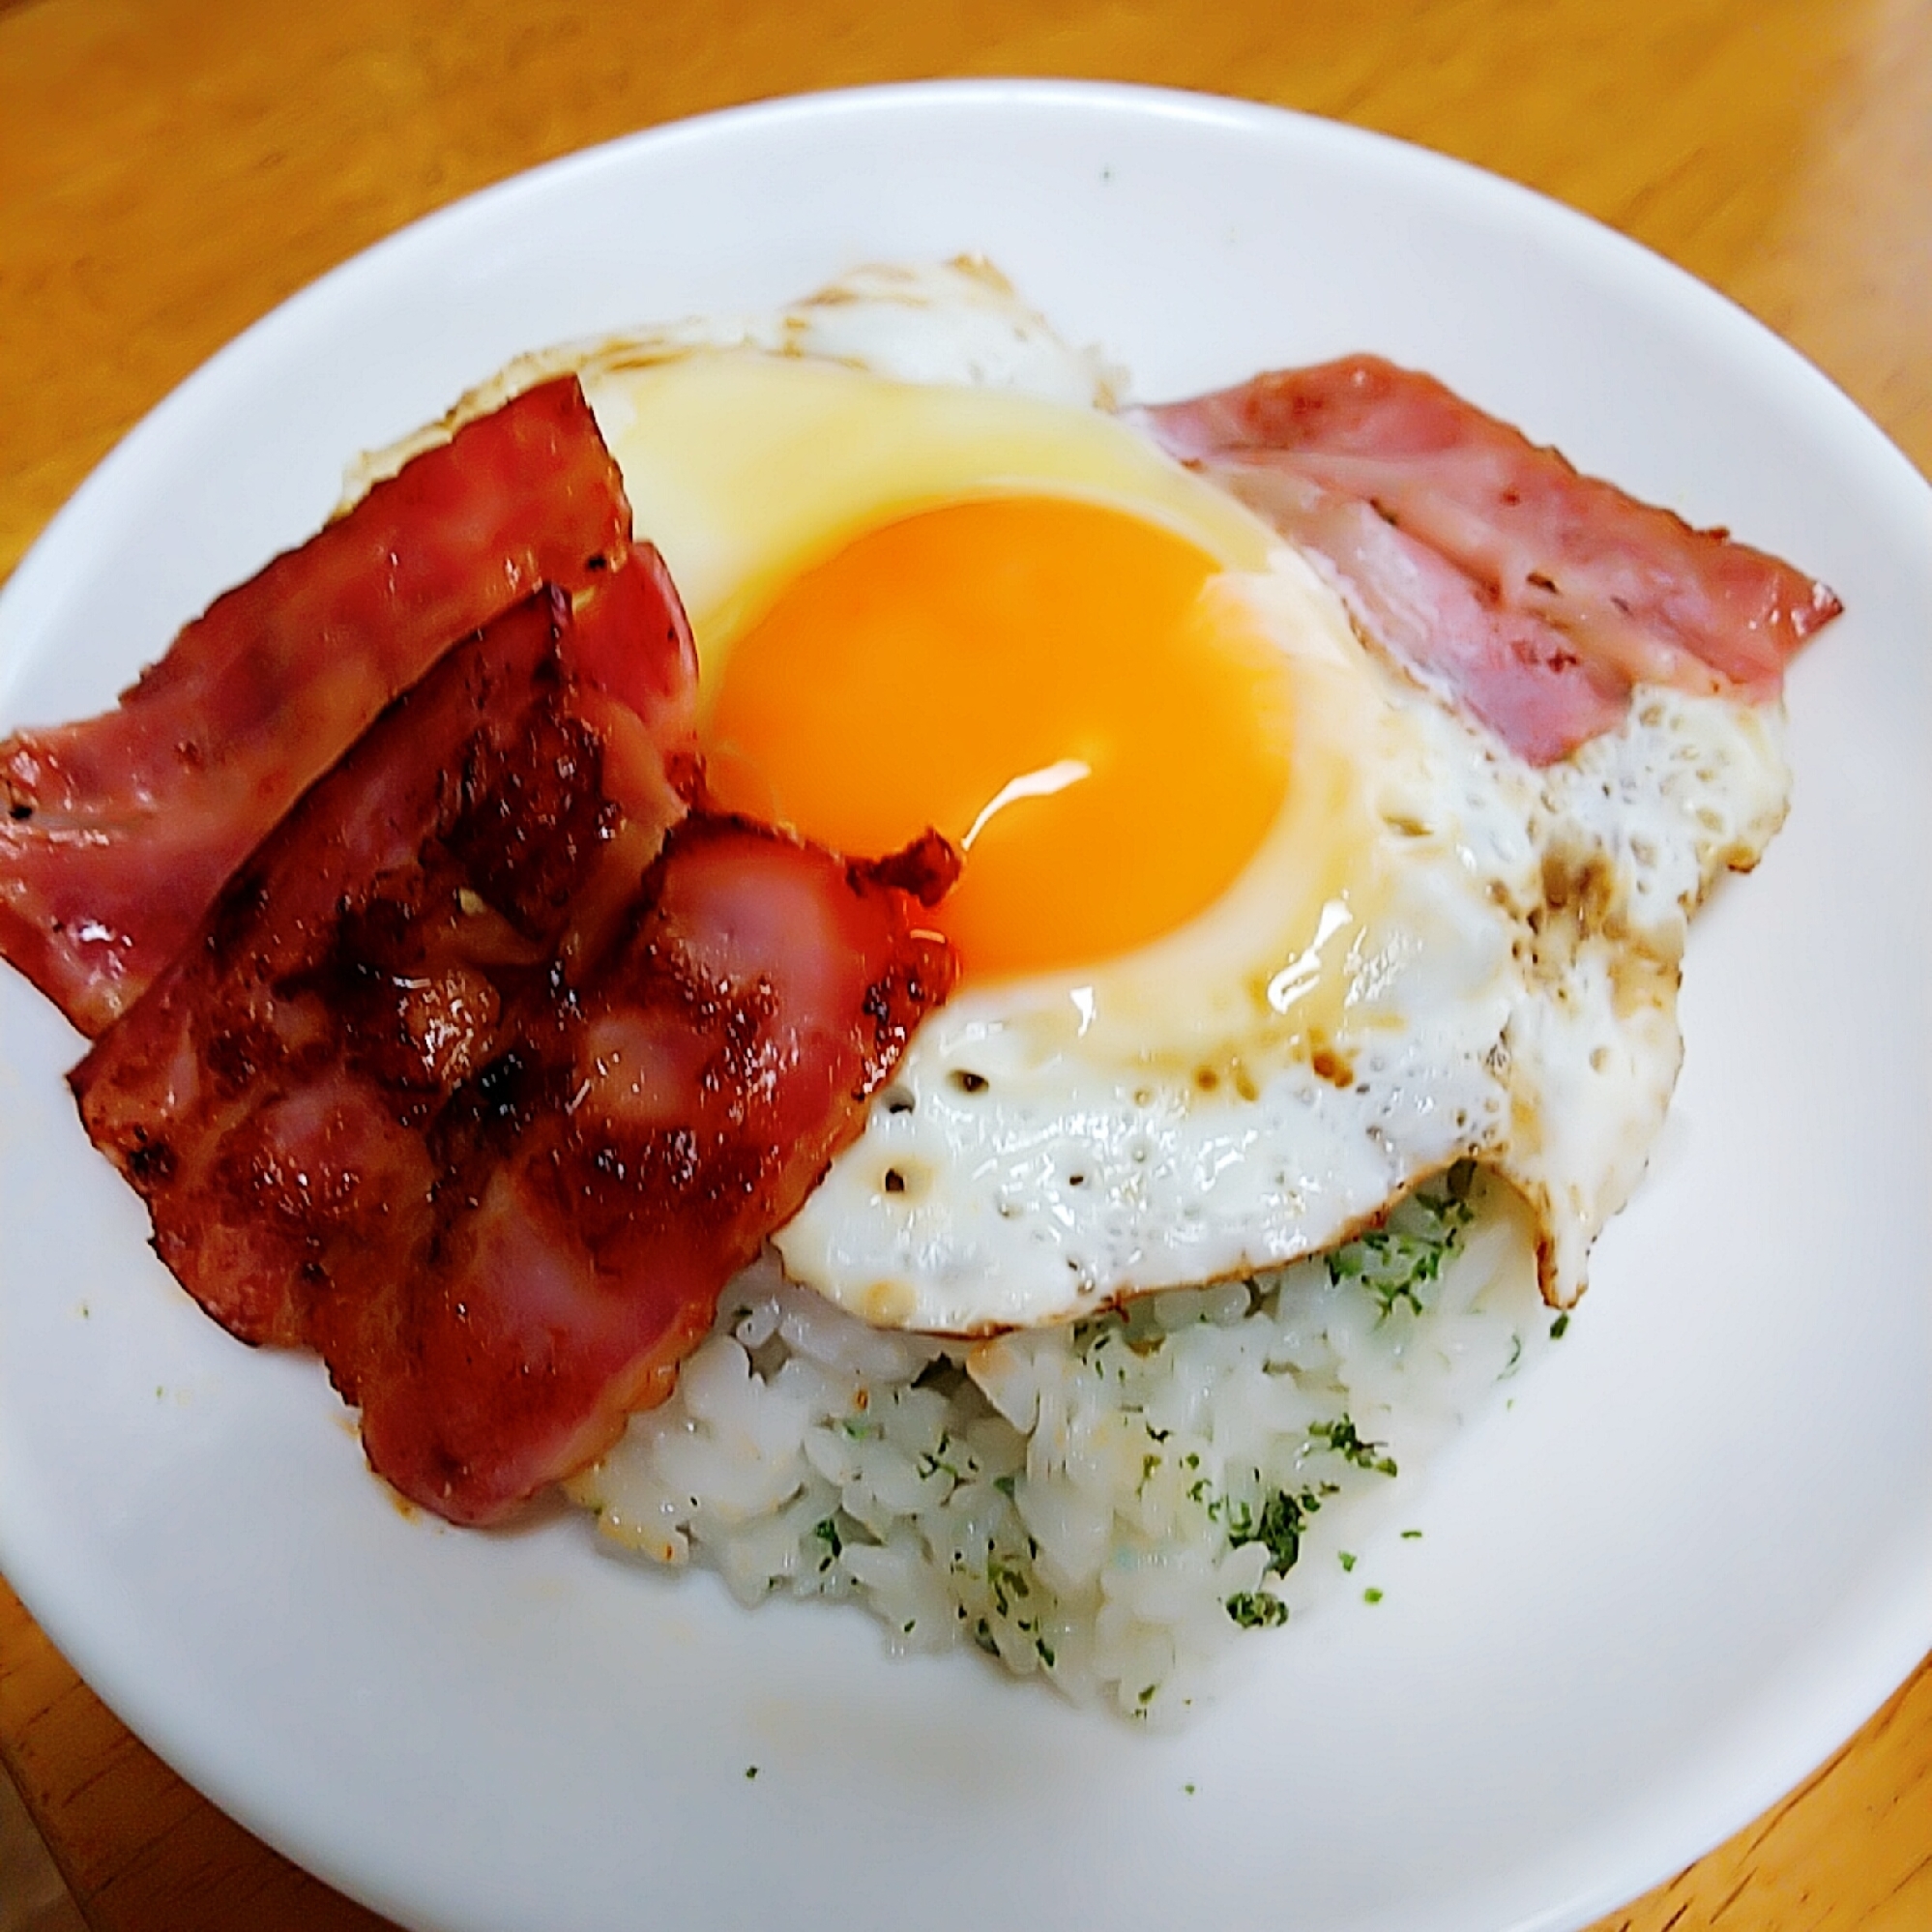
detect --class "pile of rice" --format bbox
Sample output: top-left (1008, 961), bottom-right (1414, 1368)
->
top-left (571, 1167), bottom-right (1552, 1720)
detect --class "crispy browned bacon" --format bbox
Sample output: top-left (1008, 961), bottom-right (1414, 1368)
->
top-left (1138, 358), bottom-right (1841, 762)
top-left (71, 558), bottom-right (956, 1524)
top-left (1, 376), bottom-right (632, 1037)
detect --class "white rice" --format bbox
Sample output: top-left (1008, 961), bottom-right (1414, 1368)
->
top-left (571, 1167), bottom-right (1554, 1721)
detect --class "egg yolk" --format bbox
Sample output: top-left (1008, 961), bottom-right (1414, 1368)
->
top-left (702, 494), bottom-right (1293, 981)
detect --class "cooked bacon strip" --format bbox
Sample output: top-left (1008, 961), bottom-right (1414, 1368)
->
top-left (2, 376), bottom-right (631, 1037)
top-left (71, 563), bottom-right (956, 1524)
top-left (71, 561), bottom-right (692, 1348)
top-left (1192, 459), bottom-right (1630, 763)
top-left (1138, 358), bottom-right (1841, 762)
top-left (346, 816), bottom-right (954, 1522)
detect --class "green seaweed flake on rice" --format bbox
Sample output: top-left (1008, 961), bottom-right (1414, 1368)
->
top-left (570, 1168), bottom-right (1548, 1721)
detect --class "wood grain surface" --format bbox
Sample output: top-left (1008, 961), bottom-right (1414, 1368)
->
top-left (0, 1), bottom-right (1926, 1927)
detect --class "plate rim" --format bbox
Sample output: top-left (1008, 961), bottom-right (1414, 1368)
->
top-left (1, 74), bottom-right (1927, 1932)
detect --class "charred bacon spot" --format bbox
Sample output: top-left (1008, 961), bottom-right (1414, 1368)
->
top-left (853, 828), bottom-right (961, 909)
top-left (460, 1047), bottom-right (540, 1143)
top-left (443, 689), bottom-right (615, 939)
top-left (205, 866), bottom-right (272, 963)
top-left (201, 1019), bottom-right (281, 1098)
top-left (126, 1137), bottom-right (178, 1186)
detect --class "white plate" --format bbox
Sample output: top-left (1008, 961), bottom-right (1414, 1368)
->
top-left (1, 81), bottom-right (1927, 1932)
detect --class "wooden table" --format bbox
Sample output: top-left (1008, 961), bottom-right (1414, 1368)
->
top-left (1, 1), bottom-right (1926, 1926)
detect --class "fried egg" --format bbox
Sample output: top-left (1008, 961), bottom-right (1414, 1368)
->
top-left (404, 262), bottom-right (1793, 1334)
